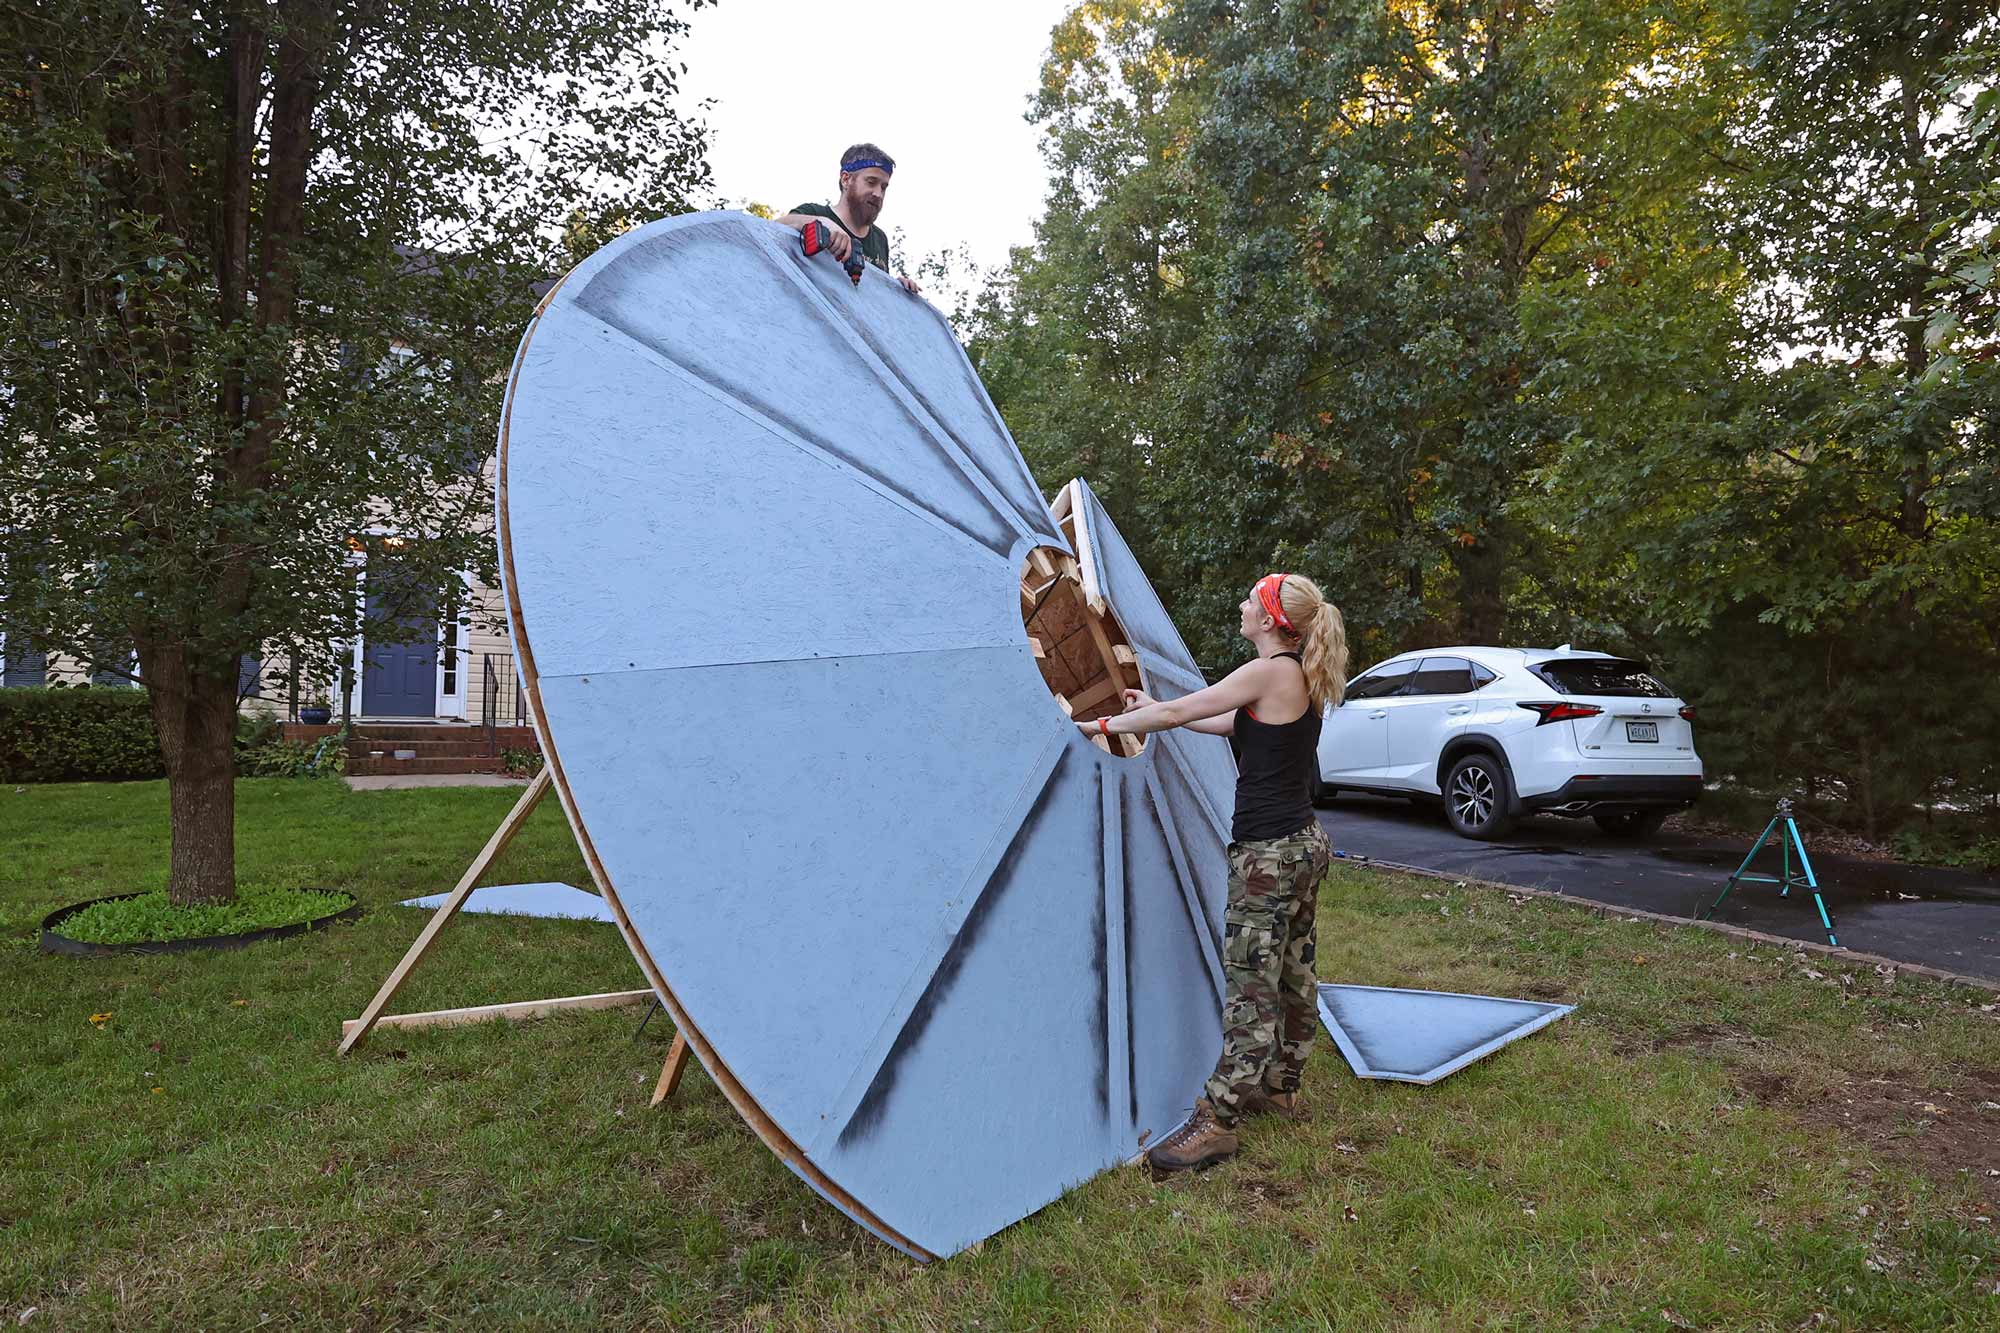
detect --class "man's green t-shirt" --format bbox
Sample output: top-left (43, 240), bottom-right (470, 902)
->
top-left (792, 203), bottom-right (891, 274)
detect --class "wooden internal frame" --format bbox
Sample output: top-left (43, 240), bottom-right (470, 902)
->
top-left (1023, 482), bottom-right (1147, 758)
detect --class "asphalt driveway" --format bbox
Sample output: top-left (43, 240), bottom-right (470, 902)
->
top-left (1315, 794), bottom-right (2000, 985)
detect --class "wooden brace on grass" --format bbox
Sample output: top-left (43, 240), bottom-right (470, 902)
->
top-left (335, 766), bottom-right (691, 1104)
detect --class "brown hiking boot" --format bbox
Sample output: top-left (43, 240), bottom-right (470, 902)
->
top-left (1240, 1087), bottom-right (1302, 1120)
top-left (1145, 1100), bottom-right (1238, 1173)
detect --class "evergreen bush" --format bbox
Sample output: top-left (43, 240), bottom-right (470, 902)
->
top-left (0, 686), bottom-right (163, 783)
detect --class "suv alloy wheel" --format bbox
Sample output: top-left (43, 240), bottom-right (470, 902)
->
top-left (1443, 752), bottom-right (1515, 839)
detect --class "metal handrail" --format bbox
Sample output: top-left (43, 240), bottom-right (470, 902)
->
top-left (478, 650), bottom-right (527, 731)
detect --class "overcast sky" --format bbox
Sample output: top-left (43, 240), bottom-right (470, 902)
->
top-left (676, 0), bottom-right (1076, 280)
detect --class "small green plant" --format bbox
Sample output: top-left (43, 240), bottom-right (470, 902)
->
top-left (500, 746), bottom-right (544, 777)
top-left (1891, 824), bottom-right (2000, 872)
top-left (234, 712), bottom-right (285, 753)
top-left (240, 729), bottom-right (348, 778)
top-left (55, 886), bottom-right (354, 944)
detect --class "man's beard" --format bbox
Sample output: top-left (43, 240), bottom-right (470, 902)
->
top-left (845, 191), bottom-right (882, 226)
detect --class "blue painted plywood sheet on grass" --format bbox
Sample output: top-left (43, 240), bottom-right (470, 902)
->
top-left (1316, 984), bottom-right (1575, 1085)
top-left (399, 883), bottom-right (612, 922)
top-left (499, 211), bottom-right (1236, 1259)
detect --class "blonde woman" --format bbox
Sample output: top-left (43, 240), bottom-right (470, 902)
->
top-left (1079, 573), bottom-right (1348, 1171)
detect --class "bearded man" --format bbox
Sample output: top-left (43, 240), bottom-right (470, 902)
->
top-left (774, 143), bottom-right (923, 295)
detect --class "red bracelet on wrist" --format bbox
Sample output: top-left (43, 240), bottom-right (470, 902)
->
top-left (1098, 717), bottom-right (1110, 736)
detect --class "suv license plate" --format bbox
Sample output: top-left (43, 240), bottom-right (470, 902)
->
top-left (1626, 721), bottom-right (1659, 743)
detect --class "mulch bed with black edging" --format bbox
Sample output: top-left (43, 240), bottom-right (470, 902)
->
top-left (40, 892), bottom-right (363, 957)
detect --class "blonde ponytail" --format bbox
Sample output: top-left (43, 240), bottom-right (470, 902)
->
top-left (1278, 575), bottom-right (1348, 712)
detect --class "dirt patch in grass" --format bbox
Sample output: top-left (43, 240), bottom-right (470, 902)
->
top-left (1612, 1019), bottom-right (1769, 1060)
top-left (1658, 1021), bottom-right (1730, 1047)
top-left (1225, 1272), bottom-right (1274, 1312)
top-left (1233, 1173), bottom-right (1304, 1213)
top-left (1740, 1065), bottom-right (2000, 1209)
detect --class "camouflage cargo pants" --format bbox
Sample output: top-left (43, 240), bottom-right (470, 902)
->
top-left (1204, 819), bottom-right (1332, 1127)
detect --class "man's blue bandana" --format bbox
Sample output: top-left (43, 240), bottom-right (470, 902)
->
top-left (841, 158), bottom-right (893, 175)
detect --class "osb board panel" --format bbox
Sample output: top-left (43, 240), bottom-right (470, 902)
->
top-left (499, 211), bottom-right (1236, 1259)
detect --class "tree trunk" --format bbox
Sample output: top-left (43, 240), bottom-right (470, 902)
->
top-left (143, 645), bottom-right (240, 905)
top-left (1452, 525), bottom-right (1508, 644)
top-left (1855, 733), bottom-right (1877, 844)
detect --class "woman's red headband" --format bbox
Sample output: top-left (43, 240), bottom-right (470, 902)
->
top-left (1255, 573), bottom-right (1297, 636)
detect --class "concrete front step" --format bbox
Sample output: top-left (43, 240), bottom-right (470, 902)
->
top-left (348, 755), bottom-right (513, 777)
top-left (281, 722), bottom-right (540, 776)
top-left (282, 723), bottom-right (540, 749)
top-left (348, 724), bottom-right (487, 742)
top-left (349, 739), bottom-right (499, 759)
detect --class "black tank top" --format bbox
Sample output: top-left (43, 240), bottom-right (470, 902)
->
top-left (1230, 652), bottom-right (1323, 843)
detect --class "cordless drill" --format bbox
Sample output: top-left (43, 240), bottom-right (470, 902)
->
top-left (801, 219), bottom-right (868, 286)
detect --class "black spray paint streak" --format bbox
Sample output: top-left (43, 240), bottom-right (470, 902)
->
top-left (578, 230), bottom-right (1014, 557)
top-left (1090, 764), bottom-right (1108, 1119)
top-left (1153, 751), bottom-right (1227, 965)
top-left (1145, 794), bottom-right (1225, 1028)
top-left (838, 749), bottom-right (1073, 1147)
top-left (1120, 775), bottom-right (1138, 1126)
top-left (835, 307), bottom-right (1054, 544)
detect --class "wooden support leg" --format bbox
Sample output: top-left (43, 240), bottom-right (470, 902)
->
top-left (338, 767), bottom-right (552, 1055)
top-left (1049, 478), bottom-right (1076, 525)
top-left (651, 1031), bottom-right (691, 1107)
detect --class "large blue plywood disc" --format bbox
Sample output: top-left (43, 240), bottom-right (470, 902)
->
top-left (498, 212), bottom-right (1236, 1259)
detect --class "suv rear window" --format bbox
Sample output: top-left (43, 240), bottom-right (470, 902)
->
top-left (1532, 657), bottom-right (1674, 698)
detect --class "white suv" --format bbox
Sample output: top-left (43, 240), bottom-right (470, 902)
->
top-left (1315, 646), bottom-right (1702, 840)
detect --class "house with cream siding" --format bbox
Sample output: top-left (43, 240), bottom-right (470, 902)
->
top-left (2, 455), bottom-right (535, 774)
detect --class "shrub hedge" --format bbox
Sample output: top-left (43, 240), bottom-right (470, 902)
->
top-left (0, 687), bottom-right (164, 783)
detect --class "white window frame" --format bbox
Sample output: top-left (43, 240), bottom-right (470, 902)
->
top-left (433, 569), bottom-right (473, 720)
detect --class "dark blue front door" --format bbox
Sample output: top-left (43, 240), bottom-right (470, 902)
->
top-left (362, 564), bottom-right (438, 717)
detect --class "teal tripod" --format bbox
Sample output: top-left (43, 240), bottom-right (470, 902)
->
top-left (1700, 798), bottom-right (1837, 947)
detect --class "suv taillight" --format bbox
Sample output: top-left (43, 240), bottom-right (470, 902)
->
top-left (1679, 705), bottom-right (1696, 721)
top-left (1519, 701), bottom-right (1603, 726)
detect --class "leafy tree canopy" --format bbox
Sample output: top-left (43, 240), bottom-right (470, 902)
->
top-left (0, 0), bottom-right (715, 901)
top-left (967, 0), bottom-right (1998, 830)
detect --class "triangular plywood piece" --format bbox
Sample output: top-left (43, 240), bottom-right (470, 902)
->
top-left (398, 882), bottom-right (616, 922)
top-left (1315, 984), bottom-right (1573, 1085)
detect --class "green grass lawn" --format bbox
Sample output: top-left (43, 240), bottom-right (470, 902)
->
top-left (4, 778), bottom-right (1999, 1330)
